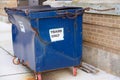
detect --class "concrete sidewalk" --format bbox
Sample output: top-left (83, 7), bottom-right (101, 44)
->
top-left (0, 21), bottom-right (120, 80)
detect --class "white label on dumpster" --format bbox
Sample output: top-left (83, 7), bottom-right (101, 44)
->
top-left (18, 21), bottom-right (25, 33)
top-left (49, 28), bottom-right (64, 42)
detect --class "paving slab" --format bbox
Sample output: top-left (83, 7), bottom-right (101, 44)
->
top-left (42, 68), bottom-right (120, 80)
top-left (0, 22), bottom-right (13, 54)
top-left (0, 49), bottom-right (31, 76)
top-left (0, 22), bottom-right (11, 32)
top-left (0, 41), bottom-right (14, 55)
top-left (0, 73), bottom-right (34, 80)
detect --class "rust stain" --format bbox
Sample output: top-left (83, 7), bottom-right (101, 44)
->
top-left (24, 61), bottom-right (30, 67)
top-left (24, 77), bottom-right (35, 80)
top-left (23, 74), bottom-right (35, 80)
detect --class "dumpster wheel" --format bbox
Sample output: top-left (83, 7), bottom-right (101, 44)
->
top-left (37, 73), bottom-right (42, 80)
top-left (13, 57), bottom-right (20, 65)
top-left (73, 67), bottom-right (77, 76)
top-left (34, 73), bottom-right (42, 80)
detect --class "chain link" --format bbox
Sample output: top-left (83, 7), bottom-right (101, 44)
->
top-left (84, 7), bottom-right (115, 12)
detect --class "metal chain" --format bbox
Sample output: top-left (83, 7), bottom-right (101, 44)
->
top-left (84, 7), bottom-right (115, 12)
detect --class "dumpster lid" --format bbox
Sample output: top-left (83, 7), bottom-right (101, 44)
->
top-left (5, 5), bottom-right (83, 13)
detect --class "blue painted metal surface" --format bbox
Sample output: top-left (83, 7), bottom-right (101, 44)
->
top-left (5, 6), bottom-right (83, 72)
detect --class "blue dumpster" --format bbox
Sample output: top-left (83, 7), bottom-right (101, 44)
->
top-left (5, 5), bottom-right (84, 80)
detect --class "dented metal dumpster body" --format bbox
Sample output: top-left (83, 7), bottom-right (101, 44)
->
top-left (5, 6), bottom-right (83, 80)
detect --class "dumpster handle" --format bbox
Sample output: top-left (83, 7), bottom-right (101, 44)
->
top-left (56, 9), bottom-right (84, 19)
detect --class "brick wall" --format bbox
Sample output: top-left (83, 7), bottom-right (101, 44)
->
top-left (83, 13), bottom-right (120, 76)
top-left (0, 0), bottom-right (17, 15)
top-left (0, 0), bottom-right (17, 22)
top-left (83, 13), bottom-right (120, 53)
top-left (0, 0), bottom-right (28, 22)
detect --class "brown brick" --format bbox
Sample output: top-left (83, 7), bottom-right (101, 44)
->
top-left (0, 0), bottom-right (17, 15)
top-left (83, 13), bottom-right (120, 29)
top-left (83, 21), bottom-right (120, 51)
